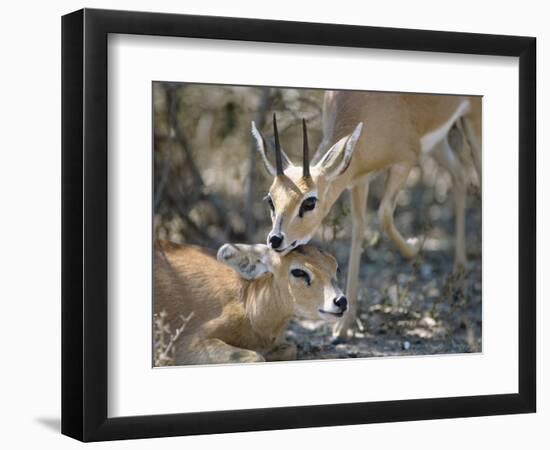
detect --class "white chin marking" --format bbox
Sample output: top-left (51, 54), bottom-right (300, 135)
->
top-left (275, 236), bottom-right (311, 254)
top-left (320, 313), bottom-right (339, 322)
top-left (318, 310), bottom-right (343, 321)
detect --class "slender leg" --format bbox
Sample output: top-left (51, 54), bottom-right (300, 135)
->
top-left (378, 163), bottom-right (421, 259)
top-left (333, 182), bottom-right (369, 341)
top-left (433, 138), bottom-right (468, 271)
top-left (461, 117), bottom-right (482, 186)
top-left (453, 175), bottom-right (467, 271)
top-left (179, 338), bottom-right (265, 365)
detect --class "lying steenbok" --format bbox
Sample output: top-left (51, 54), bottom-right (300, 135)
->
top-left (251, 92), bottom-right (481, 340)
top-left (154, 240), bottom-right (346, 365)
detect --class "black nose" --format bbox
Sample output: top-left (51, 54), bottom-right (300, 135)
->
top-left (269, 235), bottom-right (283, 249)
top-left (333, 296), bottom-right (348, 311)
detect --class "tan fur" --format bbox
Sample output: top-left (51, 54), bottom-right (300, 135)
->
top-left (257, 92), bottom-right (482, 339)
top-left (154, 240), bottom-right (342, 365)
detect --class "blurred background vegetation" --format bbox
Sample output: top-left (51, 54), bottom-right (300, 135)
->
top-left (153, 82), bottom-right (482, 359)
top-left (153, 82), bottom-right (326, 247)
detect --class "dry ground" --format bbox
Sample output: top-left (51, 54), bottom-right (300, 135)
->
top-left (285, 182), bottom-right (482, 360)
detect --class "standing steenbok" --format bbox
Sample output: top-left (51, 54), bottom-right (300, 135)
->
top-left (251, 92), bottom-right (481, 340)
top-left (154, 240), bottom-right (346, 365)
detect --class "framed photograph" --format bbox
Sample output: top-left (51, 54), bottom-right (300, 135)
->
top-left (62, 8), bottom-right (536, 441)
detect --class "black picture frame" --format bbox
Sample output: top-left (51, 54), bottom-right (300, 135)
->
top-left (62, 8), bottom-right (536, 442)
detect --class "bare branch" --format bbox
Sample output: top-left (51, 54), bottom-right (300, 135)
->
top-left (159, 312), bottom-right (195, 362)
top-left (244, 87), bottom-right (271, 238)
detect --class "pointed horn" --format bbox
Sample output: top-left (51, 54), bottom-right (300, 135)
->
top-left (302, 118), bottom-right (310, 179)
top-left (273, 113), bottom-right (284, 176)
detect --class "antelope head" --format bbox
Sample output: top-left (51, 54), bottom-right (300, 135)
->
top-left (252, 114), bottom-right (363, 253)
top-left (217, 243), bottom-right (347, 320)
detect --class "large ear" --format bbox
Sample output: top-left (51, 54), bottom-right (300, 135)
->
top-left (217, 243), bottom-right (273, 280)
top-left (314, 122), bottom-right (363, 180)
top-left (251, 121), bottom-right (292, 176)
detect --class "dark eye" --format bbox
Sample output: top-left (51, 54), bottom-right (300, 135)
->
top-left (299, 197), bottom-right (317, 218)
top-left (291, 268), bottom-right (311, 285)
top-left (264, 195), bottom-right (275, 212)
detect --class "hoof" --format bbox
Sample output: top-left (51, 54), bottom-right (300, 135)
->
top-left (331, 336), bottom-right (347, 346)
top-left (404, 236), bottom-right (423, 259)
top-left (453, 260), bottom-right (467, 275)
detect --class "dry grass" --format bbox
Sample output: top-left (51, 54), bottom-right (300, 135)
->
top-left (153, 311), bottom-right (194, 367)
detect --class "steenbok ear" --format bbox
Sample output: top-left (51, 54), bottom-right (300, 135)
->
top-left (217, 243), bottom-right (273, 280)
top-left (251, 121), bottom-right (292, 176)
top-left (315, 122), bottom-right (363, 180)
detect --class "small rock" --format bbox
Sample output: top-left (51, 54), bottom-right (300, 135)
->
top-left (397, 273), bottom-right (409, 284)
top-left (420, 316), bottom-right (437, 327)
top-left (388, 285), bottom-right (399, 306)
top-left (402, 341), bottom-right (411, 350)
top-left (420, 264), bottom-right (433, 279)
